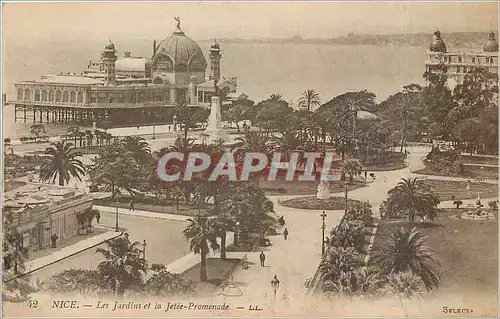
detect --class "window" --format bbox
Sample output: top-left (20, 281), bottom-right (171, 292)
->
top-left (77, 91), bottom-right (83, 103)
top-left (154, 55), bottom-right (173, 73)
top-left (41, 90), bottom-right (47, 101)
top-left (63, 91), bottom-right (69, 102)
top-left (49, 90), bottom-right (54, 101)
top-left (24, 89), bottom-right (30, 101)
top-left (456, 66), bottom-right (460, 73)
top-left (34, 90), bottom-right (40, 101)
top-left (70, 91), bottom-right (76, 103)
top-left (56, 90), bottom-right (62, 102)
top-left (472, 57), bottom-right (476, 63)
top-left (17, 88), bottom-right (23, 101)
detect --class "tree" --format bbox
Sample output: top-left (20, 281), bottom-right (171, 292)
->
top-left (422, 61), bottom-right (456, 128)
top-left (371, 227), bottom-right (440, 291)
top-left (39, 141), bottom-right (85, 186)
top-left (183, 215), bottom-right (220, 282)
top-left (2, 216), bottom-right (36, 302)
top-left (144, 263), bottom-right (195, 296)
top-left (254, 101), bottom-right (293, 133)
top-left (175, 103), bottom-right (209, 142)
top-left (383, 270), bottom-right (422, 299)
top-left (322, 267), bottom-right (385, 299)
top-left (269, 93), bottom-right (284, 103)
top-left (320, 246), bottom-right (360, 286)
top-left (298, 89), bottom-right (321, 112)
top-left (89, 142), bottom-right (144, 200)
top-left (30, 124), bottom-right (45, 141)
top-left (453, 200), bottom-right (463, 209)
top-left (227, 104), bottom-right (249, 132)
top-left (383, 177), bottom-right (440, 223)
top-left (84, 130), bottom-right (94, 148)
top-left (96, 236), bottom-right (147, 295)
top-left (170, 186), bottom-right (184, 210)
top-left (210, 213), bottom-right (234, 260)
top-left (67, 126), bottom-right (80, 147)
top-left (340, 159), bottom-right (363, 184)
top-left (40, 269), bottom-right (107, 295)
top-left (121, 136), bottom-right (151, 166)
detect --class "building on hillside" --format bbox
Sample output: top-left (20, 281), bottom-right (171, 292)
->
top-left (12, 18), bottom-right (246, 127)
top-left (3, 181), bottom-right (93, 254)
top-left (425, 30), bottom-right (498, 89)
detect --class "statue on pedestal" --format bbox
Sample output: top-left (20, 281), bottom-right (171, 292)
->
top-left (316, 181), bottom-right (330, 199)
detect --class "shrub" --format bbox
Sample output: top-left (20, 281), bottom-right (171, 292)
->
top-left (4, 137), bottom-right (11, 144)
top-left (40, 269), bottom-right (109, 295)
top-left (144, 264), bottom-right (195, 296)
top-left (453, 200), bottom-right (463, 209)
top-left (424, 146), bottom-right (463, 176)
top-left (20, 137), bottom-right (28, 142)
top-left (488, 200), bottom-right (498, 211)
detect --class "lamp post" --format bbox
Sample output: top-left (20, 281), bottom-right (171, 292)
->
top-left (321, 211), bottom-right (327, 256)
top-left (271, 274), bottom-right (280, 299)
top-left (142, 240), bottom-right (147, 260)
top-left (234, 221), bottom-right (240, 246)
top-left (344, 181), bottom-right (349, 215)
top-left (115, 201), bottom-right (119, 232)
top-left (152, 125), bottom-right (156, 140)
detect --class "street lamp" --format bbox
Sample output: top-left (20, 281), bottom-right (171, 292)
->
top-left (152, 125), bottom-right (156, 140)
top-left (142, 240), bottom-right (147, 260)
top-left (344, 181), bottom-right (349, 215)
top-left (321, 211), bottom-right (327, 256)
top-left (271, 275), bottom-right (280, 299)
top-left (115, 201), bottom-right (119, 232)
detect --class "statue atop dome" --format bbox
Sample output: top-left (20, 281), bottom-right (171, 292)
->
top-left (174, 16), bottom-right (184, 35)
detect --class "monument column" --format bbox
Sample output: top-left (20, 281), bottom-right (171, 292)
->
top-left (170, 87), bottom-right (177, 104)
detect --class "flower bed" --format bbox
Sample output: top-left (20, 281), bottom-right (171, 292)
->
top-left (280, 196), bottom-right (361, 210)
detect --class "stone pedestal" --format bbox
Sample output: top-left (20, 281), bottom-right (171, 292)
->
top-left (316, 181), bottom-right (330, 199)
top-left (203, 96), bottom-right (230, 143)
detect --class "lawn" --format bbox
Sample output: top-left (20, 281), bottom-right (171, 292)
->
top-left (363, 162), bottom-right (407, 171)
top-left (462, 155), bottom-right (499, 166)
top-left (371, 208), bottom-right (497, 295)
top-left (95, 198), bottom-right (213, 216)
top-left (415, 166), bottom-right (498, 180)
top-left (260, 179), bottom-right (365, 196)
top-left (280, 196), bottom-right (361, 210)
top-left (182, 258), bottom-right (240, 296)
top-left (422, 179), bottom-right (498, 201)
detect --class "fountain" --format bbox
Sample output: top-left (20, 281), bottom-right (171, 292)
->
top-left (203, 96), bottom-right (231, 143)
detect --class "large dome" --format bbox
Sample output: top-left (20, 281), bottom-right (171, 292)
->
top-left (429, 30), bottom-right (447, 53)
top-left (152, 24), bottom-right (207, 73)
top-left (483, 31), bottom-right (499, 52)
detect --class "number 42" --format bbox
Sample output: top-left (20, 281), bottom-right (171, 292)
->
top-left (27, 299), bottom-right (38, 309)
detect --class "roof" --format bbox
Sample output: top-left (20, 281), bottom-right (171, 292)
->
top-left (27, 75), bottom-right (103, 85)
top-left (152, 26), bottom-right (207, 71)
top-left (198, 80), bottom-right (217, 90)
top-left (116, 58), bottom-right (147, 72)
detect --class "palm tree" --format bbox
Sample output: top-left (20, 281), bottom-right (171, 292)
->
top-left (39, 141), bottom-right (85, 186)
top-left (371, 227), bottom-right (440, 291)
top-left (341, 159), bottom-right (363, 184)
top-left (170, 186), bottom-right (184, 210)
top-left (319, 246), bottom-right (360, 284)
top-left (121, 136), bottom-right (151, 166)
top-left (322, 267), bottom-right (385, 298)
top-left (269, 93), bottom-right (284, 103)
top-left (384, 177), bottom-right (440, 223)
top-left (96, 236), bottom-right (147, 295)
top-left (183, 215), bottom-right (220, 281)
top-left (298, 89), bottom-right (321, 112)
top-left (383, 270), bottom-right (422, 299)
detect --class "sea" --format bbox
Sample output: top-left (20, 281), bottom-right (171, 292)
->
top-left (2, 38), bottom-right (427, 139)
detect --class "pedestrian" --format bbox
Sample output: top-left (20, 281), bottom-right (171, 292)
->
top-left (96, 211), bottom-right (101, 223)
top-left (384, 175), bottom-right (387, 183)
top-left (259, 251), bottom-right (266, 267)
top-left (51, 234), bottom-right (59, 248)
top-left (129, 198), bottom-right (135, 211)
top-left (283, 228), bottom-right (289, 240)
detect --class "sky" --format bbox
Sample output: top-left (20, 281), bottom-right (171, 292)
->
top-left (2, 1), bottom-right (499, 42)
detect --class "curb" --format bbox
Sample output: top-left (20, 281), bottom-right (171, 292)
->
top-left (5, 231), bottom-right (124, 283)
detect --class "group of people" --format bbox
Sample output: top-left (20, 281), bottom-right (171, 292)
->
top-left (258, 216), bottom-right (290, 267)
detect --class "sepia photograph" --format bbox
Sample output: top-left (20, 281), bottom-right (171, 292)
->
top-left (1, 1), bottom-right (499, 317)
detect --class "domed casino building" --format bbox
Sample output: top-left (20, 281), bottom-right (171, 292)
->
top-left (425, 30), bottom-right (498, 89)
top-left (13, 18), bottom-right (244, 126)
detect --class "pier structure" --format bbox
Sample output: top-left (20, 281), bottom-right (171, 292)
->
top-left (12, 18), bottom-right (243, 128)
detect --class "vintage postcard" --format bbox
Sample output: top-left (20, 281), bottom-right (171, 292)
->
top-left (1, 1), bottom-right (499, 317)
